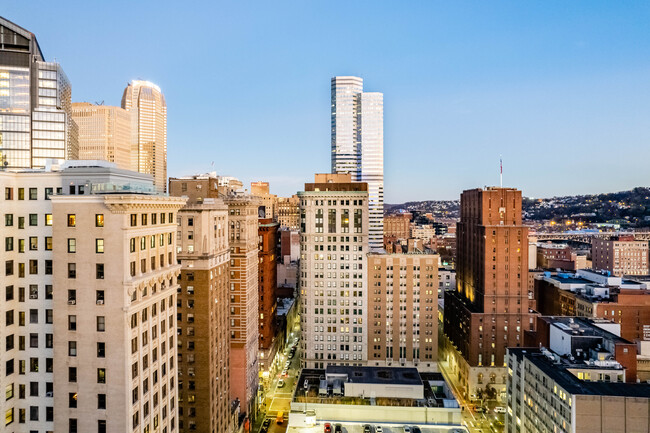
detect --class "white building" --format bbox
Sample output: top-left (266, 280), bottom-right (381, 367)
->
top-left (331, 76), bottom-right (384, 250)
top-left (298, 174), bottom-right (369, 369)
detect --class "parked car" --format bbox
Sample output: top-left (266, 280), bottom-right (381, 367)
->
top-left (403, 427), bottom-right (411, 433)
top-left (262, 419), bottom-right (271, 429)
top-left (375, 427), bottom-right (383, 433)
top-left (281, 369), bottom-right (288, 377)
top-left (412, 427), bottom-right (421, 433)
top-left (276, 411), bottom-right (284, 424)
top-left (364, 425), bottom-right (372, 433)
top-left (334, 424), bottom-right (342, 433)
top-left (277, 379), bottom-right (285, 388)
top-left (474, 406), bottom-right (486, 413)
top-left (324, 423), bottom-right (332, 433)
top-left (495, 406), bottom-right (507, 414)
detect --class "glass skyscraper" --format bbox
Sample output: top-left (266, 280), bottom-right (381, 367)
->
top-left (331, 76), bottom-right (384, 249)
top-left (0, 17), bottom-right (78, 169)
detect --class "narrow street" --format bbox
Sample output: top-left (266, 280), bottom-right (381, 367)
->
top-left (255, 336), bottom-right (302, 433)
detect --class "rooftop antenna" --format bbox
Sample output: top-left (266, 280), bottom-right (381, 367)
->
top-left (500, 155), bottom-right (503, 188)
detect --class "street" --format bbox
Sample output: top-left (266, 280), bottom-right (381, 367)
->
top-left (256, 337), bottom-right (302, 433)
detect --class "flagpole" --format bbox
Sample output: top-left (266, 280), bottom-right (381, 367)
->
top-left (500, 155), bottom-right (503, 188)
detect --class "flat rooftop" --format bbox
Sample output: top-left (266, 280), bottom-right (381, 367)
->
top-left (509, 348), bottom-right (650, 397)
top-left (326, 365), bottom-right (423, 386)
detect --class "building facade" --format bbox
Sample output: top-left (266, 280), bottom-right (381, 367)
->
top-left (443, 187), bottom-right (538, 401)
top-left (172, 187), bottom-right (231, 433)
top-left (224, 194), bottom-right (260, 417)
top-left (121, 80), bottom-right (167, 193)
top-left (258, 218), bottom-right (279, 372)
top-left (250, 182), bottom-right (277, 221)
top-left (71, 102), bottom-right (133, 169)
top-left (51, 192), bottom-right (185, 433)
top-left (298, 173), bottom-right (369, 369)
top-left (367, 253), bottom-right (439, 371)
top-left (592, 235), bottom-right (649, 276)
top-left (277, 195), bottom-right (300, 230)
top-left (0, 17), bottom-right (78, 169)
top-left (330, 76), bottom-right (384, 249)
top-left (383, 214), bottom-right (411, 240)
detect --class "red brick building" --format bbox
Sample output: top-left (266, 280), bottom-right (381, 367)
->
top-left (258, 219), bottom-right (278, 352)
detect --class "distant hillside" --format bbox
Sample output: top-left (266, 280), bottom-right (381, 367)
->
top-left (386, 187), bottom-right (650, 227)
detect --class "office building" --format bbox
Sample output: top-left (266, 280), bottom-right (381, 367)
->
top-left (535, 269), bottom-right (650, 342)
top-left (592, 235), bottom-right (649, 276)
top-left (507, 347), bottom-right (650, 433)
top-left (367, 252), bottom-right (439, 370)
top-left (250, 182), bottom-right (277, 220)
top-left (331, 76), bottom-right (384, 249)
top-left (121, 80), bottom-right (167, 193)
top-left (443, 187), bottom-right (538, 401)
top-left (169, 179), bottom-right (231, 433)
top-left (536, 242), bottom-right (588, 271)
top-left (223, 193), bottom-right (260, 417)
top-left (277, 195), bottom-right (300, 230)
top-left (51, 191), bottom-right (184, 433)
top-left (383, 213), bottom-right (411, 240)
top-left (0, 160), bottom-right (157, 432)
top-left (258, 218), bottom-right (279, 371)
top-left (0, 17), bottom-right (78, 169)
top-left (71, 102), bottom-right (133, 169)
top-left (298, 173), bottom-right (369, 368)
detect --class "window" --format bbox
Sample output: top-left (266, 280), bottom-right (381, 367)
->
top-left (29, 214), bottom-right (37, 226)
top-left (141, 237), bottom-right (146, 250)
top-left (69, 392), bottom-right (77, 408)
top-left (45, 214), bottom-right (52, 226)
top-left (98, 394), bottom-right (106, 410)
top-left (130, 214), bottom-right (137, 227)
top-left (45, 261), bottom-right (52, 275)
top-left (18, 217), bottom-right (24, 229)
top-left (29, 260), bottom-right (37, 274)
top-left (45, 187), bottom-right (53, 199)
top-left (68, 367), bottom-right (77, 382)
top-left (97, 368), bottom-right (106, 383)
top-left (68, 315), bottom-right (76, 331)
top-left (69, 418), bottom-right (78, 433)
top-left (97, 342), bottom-right (106, 358)
top-left (29, 188), bottom-right (37, 200)
top-left (96, 264), bottom-right (104, 279)
top-left (67, 214), bottom-right (76, 227)
top-left (95, 214), bottom-right (104, 227)
top-left (67, 239), bottom-right (76, 253)
top-left (68, 341), bottom-right (77, 356)
top-left (5, 214), bottom-right (13, 226)
top-left (97, 316), bottom-right (105, 332)
top-left (141, 214), bottom-right (147, 225)
top-left (130, 238), bottom-right (136, 253)
top-left (29, 237), bottom-right (37, 250)
top-left (45, 237), bottom-right (52, 251)
top-left (68, 263), bottom-right (76, 279)
top-left (5, 237), bottom-right (13, 251)
top-left (17, 188), bottom-right (24, 200)
top-left (5, 187), bottom-right (13, 200)
top-left (96, 239), bottom-right (104, 253)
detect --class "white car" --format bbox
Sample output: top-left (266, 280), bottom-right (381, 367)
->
top-left (277, 379), bottom-right (285, 388)
top-left (494, 406), bottom-right (507, 414)
top-left (375, 427), bottom-right (383, 433)
top-left (404, 427), bottom-right (411, 433)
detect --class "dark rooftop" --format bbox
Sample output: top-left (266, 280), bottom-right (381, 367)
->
top-left (326, 365), bottom-right (423, 386)
top-left (509, 348), bottom-right (650, 398)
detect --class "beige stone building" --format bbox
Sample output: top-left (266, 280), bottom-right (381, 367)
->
top-left (71, 102), bottom-right (134, 169)
top-left (122, 80), bottom-right (167, 193)
top-left (298, 173), bottom-right (369, 369)
top-left (172, 185), bottom-right (231, 433)
top-left (277, 195), bottom-right (300, 230)
top-left (592, 235), bottom-right (649, 276)
top-left (383, 213), bottom-right (411, 239)
top-left (367, 253), bottom-right (439, 371)
top-left (250, 182), bottom-right (277, 220)
top-left (0, 161), bottom-right (156, 433)
top-left (51, 192), bottom-right (185, 433)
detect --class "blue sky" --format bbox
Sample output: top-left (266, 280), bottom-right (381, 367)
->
top-left (6, 1), bottom-right (650, 201)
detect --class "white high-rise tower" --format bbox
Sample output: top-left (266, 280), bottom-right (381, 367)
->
top-left (331, 76), bottom-right (384, 249)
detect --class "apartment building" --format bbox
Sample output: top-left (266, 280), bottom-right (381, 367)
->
top-left (383, 213), bottom-right (411, 240)
top-left (298, 173), bottom-right (369, 369)
top-left (277, 195), bottom-right (300, 230)
top-left (367, 252), bottom-right (439, 371)
top-left (172, 189), bottom-right (231, 433)
top-left (250, 182), bottom-right (277, 220)
top-left (258, 218), bottom-right (279, 373)
top-left (592, 235), bottom-right (649, 276)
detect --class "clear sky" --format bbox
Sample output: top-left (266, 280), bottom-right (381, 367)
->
top-left (5, 1), bottom-right (650, 201)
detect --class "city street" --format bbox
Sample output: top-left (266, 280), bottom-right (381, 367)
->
top-left (257, 337), bottom-right (302, 433)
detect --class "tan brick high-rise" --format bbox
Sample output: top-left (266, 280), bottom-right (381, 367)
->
top-left (443, 187), bottom-right (537, 400)
top-left (171, 178), bottom-right (231, 433)
top-left (367, 253), bottom-right (438, 371)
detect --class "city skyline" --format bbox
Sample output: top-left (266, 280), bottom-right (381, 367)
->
top-left (3, 2), bottom-right (650, 201)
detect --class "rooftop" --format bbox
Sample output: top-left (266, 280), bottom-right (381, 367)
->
top-left (509, 348), bottom-right (650, 398)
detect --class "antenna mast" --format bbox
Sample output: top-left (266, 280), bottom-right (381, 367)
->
top-left (500, 155), bottom-right (503, 188)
